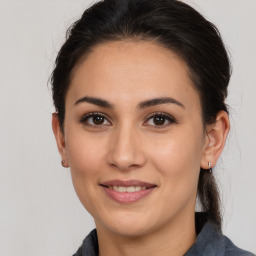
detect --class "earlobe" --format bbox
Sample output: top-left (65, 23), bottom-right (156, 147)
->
top-left (52, 113), bottom-right (68, 165)
top-left (201, 111), bottom-right (230, 170)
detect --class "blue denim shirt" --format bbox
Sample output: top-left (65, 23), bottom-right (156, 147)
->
top-left (73, 213), bottom-right (255, 256)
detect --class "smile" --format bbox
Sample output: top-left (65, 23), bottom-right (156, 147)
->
top-left (108, 185), bottom-right (147, 192)
top-left (100, 180), bottom-right (157, 203)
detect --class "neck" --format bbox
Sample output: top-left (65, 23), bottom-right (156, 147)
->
top-left (96, 212), bottom-right (196, 256)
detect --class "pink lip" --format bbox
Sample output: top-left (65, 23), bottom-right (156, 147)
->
top-left (100, 179), bottom-right (157, 204)
top-left (101, 179), bottom-right (156, 187)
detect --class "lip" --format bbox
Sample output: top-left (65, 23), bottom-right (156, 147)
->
top-left (100, 179), bottom-right (156, 188)
top-left (100, 179), bottom-right (157, 204)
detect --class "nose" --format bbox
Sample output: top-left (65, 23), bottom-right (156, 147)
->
top-left (107, 124), bottom-right (147, 171)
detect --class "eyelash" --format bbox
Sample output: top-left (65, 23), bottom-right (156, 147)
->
top-left (80, 112), bottom-right (176, 128)
top-left (80, 112), bottom-right (111, 128)
top-left (145, 112), bottom-right (176, 128)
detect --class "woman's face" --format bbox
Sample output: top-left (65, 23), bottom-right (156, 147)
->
top-left (58, 41), bottom-right (209, 236)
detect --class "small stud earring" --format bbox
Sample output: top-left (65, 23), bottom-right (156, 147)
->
top-left (208, 162), bottom-right (212, 173)
top-left (61, 160), bottom-right (69, 168)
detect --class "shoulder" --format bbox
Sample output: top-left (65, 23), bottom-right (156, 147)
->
top-left (72, 229), bottom-right (98, 256)
top-left (220, 235), bottom-right (255, 256)
top-left (185, 214), bottom-right (255, 256)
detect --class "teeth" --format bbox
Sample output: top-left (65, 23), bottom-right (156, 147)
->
top-left (135, 186), bottom-right (141, 191)
top-left (118, 186), bottom-right (126, 192)
top-left (112, 186), bottom-right (147, 192)
top-left (113, 186), bottom-right (119, 192)
top-left (126, 186), bottom-right (135, 192)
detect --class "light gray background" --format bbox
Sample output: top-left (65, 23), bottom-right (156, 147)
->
top-left (0, 0), bottom-right (255, 255)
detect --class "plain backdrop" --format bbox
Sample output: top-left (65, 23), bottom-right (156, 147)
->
top-left (0, 0), bottom-right (255, 255)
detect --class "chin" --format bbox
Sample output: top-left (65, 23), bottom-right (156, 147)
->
top-left (96, 210), bottom-right (160, 238)
top-left (108, 223), bottom-right (152, 237)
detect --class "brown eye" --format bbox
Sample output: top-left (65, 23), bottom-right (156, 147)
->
top-left (92, 115), bottom-right (105, 125)
top-left (153, 116), bottom-right (166, 125)
top-left (144, 113), bottom-right (176, 128)
top-left (80, 113), bottom-right (111, 127)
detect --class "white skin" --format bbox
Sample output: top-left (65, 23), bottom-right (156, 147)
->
top-left (52, 41), bottom-right (230, 256)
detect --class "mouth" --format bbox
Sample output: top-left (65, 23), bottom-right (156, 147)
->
top-left (100, 184), bottom-right (156, 192)
top-left (99, 180), bottom-right (157, 203)
top-left (100, 179), bottom-right (157, 191)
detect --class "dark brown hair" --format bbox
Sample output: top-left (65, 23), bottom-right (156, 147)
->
top-left (51, 0), bottom-right (231, 227)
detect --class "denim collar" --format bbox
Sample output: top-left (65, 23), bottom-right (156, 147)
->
top-left (73, 212), bottom-right (254, 256)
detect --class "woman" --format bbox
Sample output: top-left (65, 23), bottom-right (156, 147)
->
top-left (51, 0), bottom-right (255, 255)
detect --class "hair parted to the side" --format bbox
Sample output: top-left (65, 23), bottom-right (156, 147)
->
top-left (51, 0), bottom-right (231, 228)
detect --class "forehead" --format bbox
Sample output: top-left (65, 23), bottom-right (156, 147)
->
top-left (67, 40), bottom-right (200, 110)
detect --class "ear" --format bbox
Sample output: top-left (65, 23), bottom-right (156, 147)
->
top-left (52, 113), bottom-right (69, 167)
top-left (200, 110), bottom-right (230, 169)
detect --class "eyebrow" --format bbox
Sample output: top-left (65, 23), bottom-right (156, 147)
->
top-left (74, 96), bottom-right (185, 109)
top-left (74, 96), bottom-right (114, 109)
top-left (138, 97), bottom-right (185, 109)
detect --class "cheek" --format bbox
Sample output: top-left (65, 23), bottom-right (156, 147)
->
top-left (150, 130), bottom-right (203, 169)
top-left (65, 124), bottom-right (107, 173)
top-left (148, 127), bottom-right (204, 195)
top-left (64, 128), bottom-right (107, 211)
top-left (67, 139), bottom-right (99, 175)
